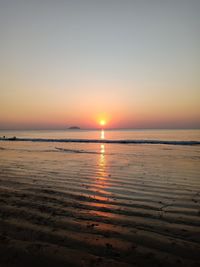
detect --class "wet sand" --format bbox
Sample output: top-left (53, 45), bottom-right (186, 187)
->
top-left (0, 141), bottom-right (200, 267)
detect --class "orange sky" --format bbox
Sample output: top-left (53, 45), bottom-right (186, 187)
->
top-left (0, 1), bottom-right (200, 129)
top-left (1, 80), bottom-right (199, 129)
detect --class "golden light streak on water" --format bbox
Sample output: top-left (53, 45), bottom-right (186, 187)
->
top-left (100, 129), bottom-right (105, 139)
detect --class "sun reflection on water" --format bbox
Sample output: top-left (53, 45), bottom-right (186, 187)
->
top-left (99, 144), bottom-right (106, 178)
top-left (99, 129), bottom-right (106, 179)
top-left (100, 144), bottom-right (105, 154)
top-left (90, 138), bottom-right (117, 219)
top-left (100, 129), bottom-right (105, 139)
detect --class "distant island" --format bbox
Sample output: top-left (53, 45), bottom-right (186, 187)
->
top-left (68, 126), bottom-right (80, 130)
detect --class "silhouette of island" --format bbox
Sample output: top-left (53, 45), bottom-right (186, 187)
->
top-left (68, 126), bottom-right (80, 130)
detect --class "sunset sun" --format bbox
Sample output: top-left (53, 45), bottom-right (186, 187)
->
top-left (100, 119), bottom-right (106, 126)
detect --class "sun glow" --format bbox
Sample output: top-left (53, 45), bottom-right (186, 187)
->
top-left (100, 119), bottom-right (106, 126)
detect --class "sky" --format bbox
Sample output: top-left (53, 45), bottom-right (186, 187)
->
top-left (0, 0), bottom-right (199, 129)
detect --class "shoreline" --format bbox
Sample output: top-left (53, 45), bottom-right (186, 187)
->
top-left (0, 137), bottom-right (200, 146)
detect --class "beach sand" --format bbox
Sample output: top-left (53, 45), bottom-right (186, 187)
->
top-left (0, 141), bottom-right (200, 267)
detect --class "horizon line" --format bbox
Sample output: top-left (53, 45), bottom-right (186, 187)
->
top-left (0, 127), bottom-right (200, 131)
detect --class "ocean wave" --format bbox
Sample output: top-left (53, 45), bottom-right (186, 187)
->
top-left (0, 137), bottom-right (200, 146)
top-left (0, 146), bottom-right (101, 154)
top-left (55, 147), bottom-right (100, 154)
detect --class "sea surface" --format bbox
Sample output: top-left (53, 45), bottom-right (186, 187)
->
top-left (0, 129), bottom-right (200, 266)
top-left (0, 128), bottom-right (200, 141)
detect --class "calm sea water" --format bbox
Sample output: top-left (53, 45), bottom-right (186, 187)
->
top-left (0, 129), bottom-right (199, 197)
top-left (0, 129), bottom-right (200, 141)
top-left (0, 129), bottom-right (200, 266)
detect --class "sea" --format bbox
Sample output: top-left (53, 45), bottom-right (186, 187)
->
top-left (0, 129), bottom-right (200, 266)
top-left (0, 128), bottom-right (200, 141)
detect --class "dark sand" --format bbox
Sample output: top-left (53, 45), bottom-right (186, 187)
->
top-left (0, 142), bottom-right (200, 267)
